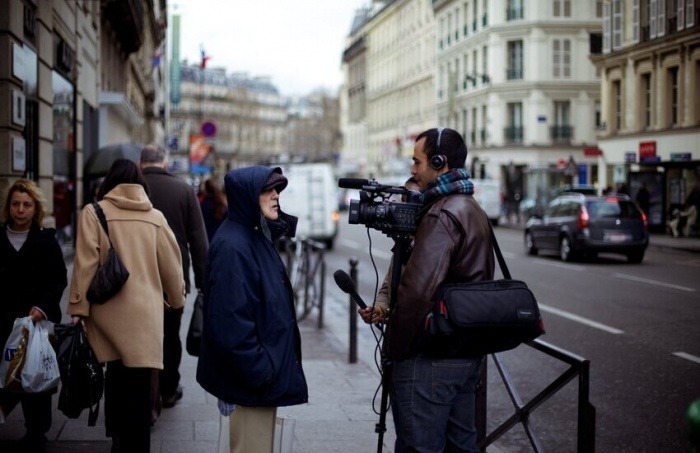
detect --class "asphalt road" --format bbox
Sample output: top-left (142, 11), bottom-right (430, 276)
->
top-left (321, 221), bottom-right (700, 453)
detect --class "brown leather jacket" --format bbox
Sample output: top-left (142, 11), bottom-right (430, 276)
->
top-left (388, 193), bottom-right (495, 361)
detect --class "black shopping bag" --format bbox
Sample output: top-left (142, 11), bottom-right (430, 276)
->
top-left (54, 323), bottom-right (104, 426)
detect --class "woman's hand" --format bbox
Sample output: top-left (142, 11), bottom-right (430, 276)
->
top-left (28, 308), bottom-right (45, 323)
top-left (358, 306), bottom-right (386, 324)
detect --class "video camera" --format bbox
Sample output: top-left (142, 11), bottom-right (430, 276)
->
top-left (338, 178), bottom-right (422, 238)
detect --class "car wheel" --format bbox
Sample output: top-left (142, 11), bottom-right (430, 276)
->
top-left (627, 250), bottom-right (644, 264)
top-left (524, 231), bottom-right (538, 256)
top-left (560, 236), bottom-right (575, 262)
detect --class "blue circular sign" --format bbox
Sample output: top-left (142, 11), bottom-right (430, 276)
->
top-left (201, 121), bottom-right (217, 137)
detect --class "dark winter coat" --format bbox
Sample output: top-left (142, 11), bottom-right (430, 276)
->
top-left (142, 166), bottom-right (208, 292)
top-left (196, 166), bottom-right (308, 407)
top-left (0, 224), bottom-right (67, 346)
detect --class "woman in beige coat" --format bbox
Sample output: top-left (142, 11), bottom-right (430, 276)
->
top-left (68, 159), bottom-right (185, 453)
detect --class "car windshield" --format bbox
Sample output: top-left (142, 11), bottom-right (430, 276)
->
top-left (586, 199), bottom-right (641, 219)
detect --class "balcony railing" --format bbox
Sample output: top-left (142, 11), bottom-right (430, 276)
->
top-left (506, 67), bottom-right (523, 80)
top-left (504, 126), bottom-right (524, 143)
top-left (480, 129), bottom-right (487, 142)
top-left (550, 125), bottom-right (573, 142)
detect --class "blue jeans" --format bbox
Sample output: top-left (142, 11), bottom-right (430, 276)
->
top-left (391, 354), bottom-right (482, 453)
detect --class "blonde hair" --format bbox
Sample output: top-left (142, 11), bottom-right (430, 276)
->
top-left (2, 179), bottom-right (47, 227)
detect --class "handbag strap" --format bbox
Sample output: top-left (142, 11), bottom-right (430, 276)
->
top-left (91, 202), bottom-right (114, 249)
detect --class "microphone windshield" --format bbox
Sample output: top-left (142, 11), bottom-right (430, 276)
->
top-left (333, 270), bottom-right (355, 293)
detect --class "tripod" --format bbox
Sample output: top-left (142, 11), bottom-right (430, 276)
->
top-left (375, 233), bottom-right (412, 453)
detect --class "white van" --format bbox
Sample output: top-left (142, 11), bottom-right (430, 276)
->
top-left (472, 179), bottom-right (501, 225)
top-left (278, 163), bottom-right (339, 249)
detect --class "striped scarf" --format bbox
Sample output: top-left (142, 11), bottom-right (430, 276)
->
top-left (421, 168), bottom-right (474, 206)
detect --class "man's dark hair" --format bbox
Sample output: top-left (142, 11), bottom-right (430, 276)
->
top-left (416, 127), bottom-right (468, 169)
top-left (97, 158), bottom-right (149, 200)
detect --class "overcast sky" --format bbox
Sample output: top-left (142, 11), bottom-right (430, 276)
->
top-left (170, 0), bottom-right (367, 96)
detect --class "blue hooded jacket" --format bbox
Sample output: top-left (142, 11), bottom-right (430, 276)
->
top-left (196, 166), bottom-right (308, 407)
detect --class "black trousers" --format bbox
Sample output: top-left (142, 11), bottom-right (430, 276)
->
top-left (104, 361), bottom-right (152, 452)
top-left (160, 307), bottom-right (183, 398)
top-left (0, 388), bottom-right (52, 437)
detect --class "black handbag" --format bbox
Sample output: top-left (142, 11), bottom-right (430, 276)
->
top-left (86, 203), bottom-right (130, 304)
top-left (54, 323), bottom-right (104, 426)
top-left (186, 292), bottom-right (204, 357)
top-left (423, 225), bottom-right (545, 357)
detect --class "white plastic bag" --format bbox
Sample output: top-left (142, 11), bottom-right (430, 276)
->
top-left (0, 316), bottom-right (33, 390)
top-left (21, 320), bottom-right (60, 393)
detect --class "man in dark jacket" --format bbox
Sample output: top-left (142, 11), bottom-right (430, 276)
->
top-left (197, 166), bottom-right (307, 453)
top-left (388, 127), bottom-right (494, 452)
top-left (140, 145), bottom-right (208, 408)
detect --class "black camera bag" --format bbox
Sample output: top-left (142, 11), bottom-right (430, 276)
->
top-left (422, 224), bottom-right (544, 357)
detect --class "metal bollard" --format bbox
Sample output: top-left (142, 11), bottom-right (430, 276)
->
top-left (348, 257), bottom-right (359, 364)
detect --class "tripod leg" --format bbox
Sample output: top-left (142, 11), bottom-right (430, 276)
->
top-left (375, 357), bottom-right (391, 453)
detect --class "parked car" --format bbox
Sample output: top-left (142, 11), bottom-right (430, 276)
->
top-left (520, 185), bottom-right (599, 220)
top-left (524, 193), bottom-right (649, 263)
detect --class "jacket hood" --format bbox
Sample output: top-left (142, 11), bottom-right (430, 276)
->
top-left (102, 184), bottom-right (152, 211)
top-left (224, 166), bottom-right (297, 238)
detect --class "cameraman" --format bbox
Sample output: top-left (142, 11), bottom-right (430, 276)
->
top-left (388, 127), bottom-right (494, 452)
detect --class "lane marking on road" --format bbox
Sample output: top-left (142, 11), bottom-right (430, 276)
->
top-left (539, 304), bottom-right (625, 335)
top-left (337, 239), bottom-right (392, 260)
top-left (338, 239), bottom-right (361, 249)
top-left (614, 273), bottom-right (696, 292)
top-left (672, 352), bottom-right (700, 364)
top-left (534, 259), bottom-right (587, 271)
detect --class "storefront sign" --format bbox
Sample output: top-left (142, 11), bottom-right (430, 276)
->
top-left (584, 147), bottom-right (602, 156)
top-left (639, 141), bottom-right (657, 162)
top-left (12, 136), bottom-right (26, 172)
top-left (624, 152), bottom-right (637, 163)
top-left (12, 42), bottom-right (25, 81)
top-left (670, 152), bottom-right (692, 161)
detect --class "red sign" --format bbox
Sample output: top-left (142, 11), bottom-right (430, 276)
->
top-left (584, 147), bottom-right (602, 156)
top-left (639, 141), bottom-right (657, 160)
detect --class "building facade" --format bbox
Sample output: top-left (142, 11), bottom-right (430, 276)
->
top-left (433, 0), bottom-right (603, 212)
top-left (1, 0), bottom-right (168, 247)
top-left (594, 0), bottom-right (700, 231)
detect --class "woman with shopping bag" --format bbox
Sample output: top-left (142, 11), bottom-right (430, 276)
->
top-left (68, 159), bottom-right (185, 453)
top-left (0, 179), bottom-right (68, 452)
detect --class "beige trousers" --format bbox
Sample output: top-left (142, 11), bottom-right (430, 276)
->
top-left (228, 406), bottom-right (277, 453)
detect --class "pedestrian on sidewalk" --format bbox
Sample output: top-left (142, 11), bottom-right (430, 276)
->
top-left (68, 159), bottom-right (185, 453)
top-left (388, 127), bottom-right (494, 452)
top-left (197, 166), bottom-right (308, 453)
top-left (199, 177), bottom-right (227, 242)
top-left (140, 145), bottom-right (208, 412)
top-left (0, 179), bottom-right (67, 453)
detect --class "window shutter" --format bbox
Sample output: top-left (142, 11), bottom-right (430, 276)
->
top-left (686, 0), bottom-right (694, 27)
top-left (658, 0), bottom-right (666, 37)
top-left (603, 2), bottom-right (612, 53)
top-left (650, 0), bottom-right (657, 38)
top-left (678, 0), bottom-right (685, 31)
top-left (632, 0), bottom-right (640, 42)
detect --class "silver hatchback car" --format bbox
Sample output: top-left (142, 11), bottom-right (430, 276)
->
top-left (524, 194), bottom-right (649, 263)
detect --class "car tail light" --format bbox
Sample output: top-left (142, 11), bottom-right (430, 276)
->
top-left (640, 209), bottom-right (648, 231)
top-left (578, 206), bottom-right (590, 230)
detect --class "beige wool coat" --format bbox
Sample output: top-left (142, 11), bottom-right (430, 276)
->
top-left (68, 184), bottom-right (185, 369)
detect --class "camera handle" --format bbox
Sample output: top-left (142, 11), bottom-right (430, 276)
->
top-left (375, 236), bottom-right (411, 453)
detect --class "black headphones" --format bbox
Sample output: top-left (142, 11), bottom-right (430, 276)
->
top-left (429, 127), bottom-right (447, 170)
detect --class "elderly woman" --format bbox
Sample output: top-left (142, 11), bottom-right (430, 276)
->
top-left (0, 179), bottom-right (67, 452)
top-left (68, 159), bottom-right (185, 453)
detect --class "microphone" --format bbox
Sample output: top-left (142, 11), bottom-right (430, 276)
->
top-left (338, 178), bottom-right (370, 189)
top-left (333, 270), bottom-right (368, 309)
